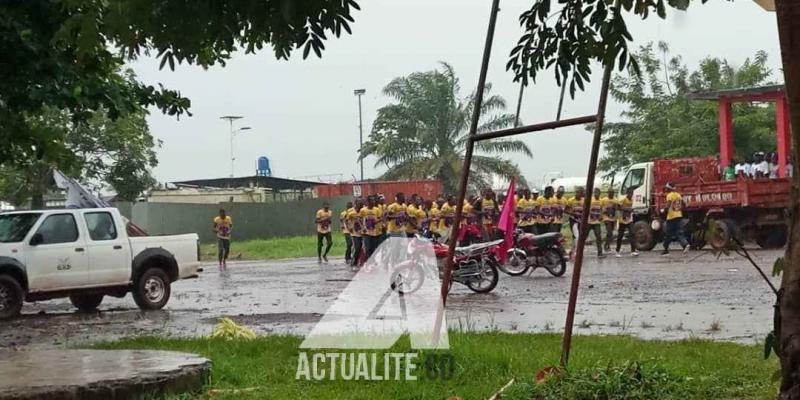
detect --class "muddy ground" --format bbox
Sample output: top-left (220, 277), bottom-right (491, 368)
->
top-left (0, 248), bottom-right (782, 349)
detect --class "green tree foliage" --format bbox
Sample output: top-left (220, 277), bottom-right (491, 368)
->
top-left (1, 97), bottom-right (159, 206)
top-left (0, 0), bottom-right (360, 164)
top-left (359, 63), bottom-right (531, 194)
top-left (599, 43), bottom-right (777, 173)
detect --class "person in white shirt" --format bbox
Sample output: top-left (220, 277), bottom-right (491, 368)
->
top-left (743, 156), bottom-right (754, 178)
top-left (734, 159), bottom-right (746, 178)
top-left (769, 152), bottom-right (779, 178)
top-left (754, 152), bottom-right (770, 178)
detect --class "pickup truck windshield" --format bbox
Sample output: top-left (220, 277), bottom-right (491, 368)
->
top-left (0, 213), bottom-right (42, 243)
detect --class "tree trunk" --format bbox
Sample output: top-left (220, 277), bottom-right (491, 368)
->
top-left (775, 1), bottom-right (800, 399)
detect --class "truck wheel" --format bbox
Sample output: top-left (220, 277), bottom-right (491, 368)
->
top-left (0, 274), bottom-right (24, 321)
top-left (708, 219), bottom-right (740, 250)
top-left (132, 268), bottom-right (171, 311)
top-left (756, 225), bottom-right (788, 249)
top-left (69, 294), bottom-right (103, 312)
top-left (631, 221), bottom-right (657, 251)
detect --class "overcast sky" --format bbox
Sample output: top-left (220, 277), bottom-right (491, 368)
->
top-left (130, 0), bottom-right (781, 188)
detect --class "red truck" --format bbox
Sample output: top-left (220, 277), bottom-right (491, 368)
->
top-left (618, 85), bottom-right (793, 251)
top-left (618, 157), bottom-right (790, 251)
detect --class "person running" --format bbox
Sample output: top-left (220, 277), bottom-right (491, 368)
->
top-left (360, 196), bottom-right (383, 260)
top-left (348, 199), bottom-right (365, 268)
top-left (662, 183), bottom-right (689, 256)
top-left (517, 189), bottom-right (536, 234)
top-left (406, 197), bottom-right (426, 238)
top-left (385, 193), bottom-right (408, 238)
top-left (213, 209), bottom-right (233, 270)
top-left (566, 188), bottom-right (585, 260)
top-left (315, 202), bottom-right (333, 264)
top-left (439, 196), bottom-right (457, 241)
top-left (553, 186), bottom-right (568, 233)
top-left (588, 188), bottom-right (605, 257)
top-left (615, 188), bottom-right (639, 257)
top-left (340, 201), bottom-right (354, 265)
top-left (602, 188), bottom-right (617, 252)
top-left (537, 186), bottom-right (555, 235)
top-left (480, 188), bottom-right (499, 240)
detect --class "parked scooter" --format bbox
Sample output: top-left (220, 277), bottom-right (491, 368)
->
top-left (501, 230), bottom-right (568, 277)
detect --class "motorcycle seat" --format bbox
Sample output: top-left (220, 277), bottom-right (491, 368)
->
top-left (531, 232), bottom-right (562, 246)
top-left (456, 239), bottom-right (504, 254)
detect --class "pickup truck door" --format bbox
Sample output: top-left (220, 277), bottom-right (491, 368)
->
top-left (25, 213), bottom-right (89, 291)
top-left (82, 211), bottom-right (131, 286)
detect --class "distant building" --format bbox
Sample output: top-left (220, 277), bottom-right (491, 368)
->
top-left (147, 175), bottom-right (319, 204)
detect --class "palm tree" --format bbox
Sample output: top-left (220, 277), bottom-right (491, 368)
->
top-left (359, 62), bottom-right (532, 194)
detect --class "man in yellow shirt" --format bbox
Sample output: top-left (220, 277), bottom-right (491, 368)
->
top-left (615, 188), bottom-right (638, 257)
top-left (360, 196), bottom-right (384, 260)
top-left (315, 202), bottom-right (333, 264)
top-left (406, 197), bottom-right (426, 237)
top-left (601, 188), bottom-right (618, 252)
top-left (385, 193), bottom-right (408, 237)
top-left (427, 199), bottom-right (442, 237)
top-left (212, 209), bottom-right (233, 270)
top-left (439, 196), bottom-right (456, 240)
top-left (340, 201), bottom-right (354, 265)
top-left (480, 189), bottom-right (499, 240)
top-left (537, 186), bottom-right (555, 234)
top-left (566, 188), bottom-right (585, 260)
top-left (517, 189), bottom-right (535, 234)
top-left (553, 186), bottom-right (568, 233)
top-left (588, 188), bottom-right (605, 257)
top-left (347, 200), bottom-right (364, 267)
top-left (662, 183), bottom-right (689, 256)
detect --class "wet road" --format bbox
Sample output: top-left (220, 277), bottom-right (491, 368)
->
top-left (0, 249), bottom-right (782, 349)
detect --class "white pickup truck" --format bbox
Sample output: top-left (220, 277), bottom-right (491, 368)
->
top-left (0, 208), bottom-right (201, 319)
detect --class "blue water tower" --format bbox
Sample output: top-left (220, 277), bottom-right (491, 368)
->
top-left (257, 156), bottom-right (272, 177)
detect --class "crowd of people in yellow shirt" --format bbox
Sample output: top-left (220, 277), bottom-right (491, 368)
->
top-left (316, 184), bottom-right (647, 267)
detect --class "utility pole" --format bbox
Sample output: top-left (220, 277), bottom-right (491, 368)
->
top-left (354, 89), bottom-right (366, 181)
top-left (220, 116), bottom-right (250, 178)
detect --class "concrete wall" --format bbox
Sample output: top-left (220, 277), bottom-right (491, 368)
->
top-left (115, 196), bottom-right (350, 243)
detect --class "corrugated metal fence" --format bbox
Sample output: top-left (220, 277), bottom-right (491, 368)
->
top-left (115, 196), bottom-right (350, 243)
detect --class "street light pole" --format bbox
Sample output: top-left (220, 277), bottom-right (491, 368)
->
top-left (220, 115), bottom-right (249, 178)
top-left (354, 89), bottom-right (366, 181)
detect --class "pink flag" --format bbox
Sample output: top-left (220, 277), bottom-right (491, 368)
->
top-left (496, 178), bottom-right (516, 263)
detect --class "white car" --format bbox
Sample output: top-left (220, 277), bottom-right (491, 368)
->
top-left (0, 208), bottom-right (201, 319)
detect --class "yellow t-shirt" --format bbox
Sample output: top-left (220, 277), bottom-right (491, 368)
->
top-left (405, 204), bottom-right (426, 234)
top-left (428, 206), bottom-right (441, 234)
top-left (346, 208), bottom-right (362, 237)
top-left (618, 197), bottom-right (634, 225)
top-left (480, 198), bottom-right (498, 225)
top-left (537, 196), bottom-right (555, 224)
top-left (588, 197), bottom-right (603, 225)
top-left (601, 197), bottom-right (617, 222)
top-left (359, 206), bottom-right (383, 236)
top-left (553, 196), bottom-right (568, 223)
top-left (666, 192), bottom-right (684, 220)
top-left (439, 203), bottom-right (456, 231)
top-left (385, 202), bottom-right (407, 234)
top-left (340, 210), bottom-right (349, 234)
top-left (316, 209), bottom-right (333, 234)
top-left (568, 197), bottom-right (585, 220)
top-left (213, 216), bottom-right (233, 239)
top-left (517, 198), bottom-right (535, 227)
top-left (462, 202), bottom-right (476, 225)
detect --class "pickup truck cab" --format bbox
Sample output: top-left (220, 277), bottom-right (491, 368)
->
top-left (0, 208), bottom-right (201, 319)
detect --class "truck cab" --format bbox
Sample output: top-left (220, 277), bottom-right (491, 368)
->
top-left (618, 161), bottom-right (655, 215)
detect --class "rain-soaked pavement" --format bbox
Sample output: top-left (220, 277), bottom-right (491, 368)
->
top-left (0, 248), bottom-right (782, 349)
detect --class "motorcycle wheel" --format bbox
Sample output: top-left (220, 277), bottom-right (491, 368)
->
top-left (541, 248), bottom-right (567, 277)
top-left (500, 248), bottom-right (530, 276)
top-left (465, 262), bottom-right (499, 293)
top-left (390, 263), bottom-right (425, 295)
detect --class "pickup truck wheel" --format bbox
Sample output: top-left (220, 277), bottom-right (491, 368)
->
top-left (132, 268), bottom-right (171, 311)
top-left (756, 225), bottom-right (788, 249)
top-left (0, 274), bottom-right (23, 320)
top-left (631, 221), bottom-right (657, 251)
top-left (69, 294), bottom-right (103, 312)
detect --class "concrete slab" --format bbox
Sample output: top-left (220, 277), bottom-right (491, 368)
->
top-left (0, 349), bottom-right (210, 400)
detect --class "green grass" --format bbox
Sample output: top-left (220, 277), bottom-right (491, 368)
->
top-left (201, 233), bottom-right (347, 261)
top-left (95, 333), bottom-right (778, 400)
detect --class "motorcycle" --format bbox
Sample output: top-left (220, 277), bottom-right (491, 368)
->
top-left (390, 236), bottom-right (502, 294)
top-left (501, 229), bottom-right (568, 277)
